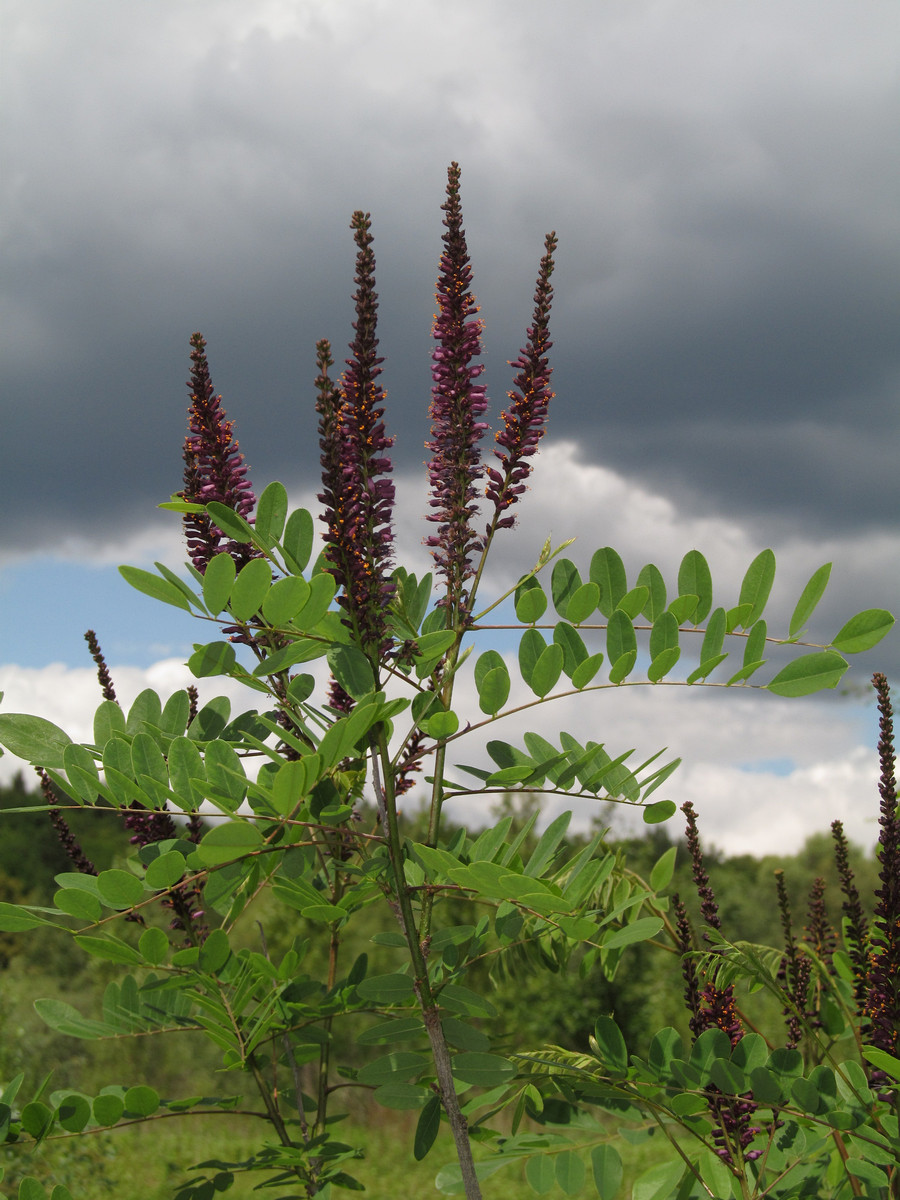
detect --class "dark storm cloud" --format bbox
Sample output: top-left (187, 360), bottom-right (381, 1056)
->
top-left (2, 0), bottom-right (898, 562)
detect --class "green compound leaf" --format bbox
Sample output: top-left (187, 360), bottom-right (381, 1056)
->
top-left (144, 851), bottom-right (187, 891)
top-left (228, 556), bottom-right (272, 621)
top-left (767, 650), bottom-right (848, 697)
top-left (551, 558), bottom-right (582, 618)
top-left (744, 619), bottom-right (767, 667)
top-left (643, 800), bottom-right (677, 824)
top-left (0, 714), bottom-right (72, 767)
top-left (254, 480), bottom-right (288, 546)
top-left (608, 652), bottom-right (636, 685)
top-left (118, 565), bottom-right (192, 611)
top-left (649, 611), bottom-right (678, 662)
top-left (666, 594), bottom-right (698, 624)
top-left (789, 562), bottom-right (832, 636)
top-left (678, 549), bottom-right (712, 624)
top-left (201, 552), bottom-right (236, 616)
top-left (648, 648), bottom-right (680, 682)
top-left (515, 576), bottom-right (548, 623)
top-left (590, 546), bottom-right (627, 618)
top-left (92, 1093), bottom-right (125, 1127)
top-left (738, 549), bottom-right (776, 627)
top-left (261, 575), bottom-right (310, 625)
top-left (74, 935), bottom-right (142, 966)
top-left (830, 608), bottom-right (895, 654)
top-left (636, 563), bottom-right (666, 622)
top-left (57, 1093), bottom-right (92, 1134)
top-left (93, 698), bottom-right (126, 746)
top-left (282, 506), bottom-right (315, 573)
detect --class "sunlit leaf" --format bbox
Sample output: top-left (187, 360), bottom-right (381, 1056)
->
top-left (229, 556), bottom-right (272, 621)
top-left (738, 549), bottom-right (775, 627)
top-left (202, 552), bottom-right (236, 616)
top-left (572, 653), bottom-right (604, 689)
top-left (830, 609), bottom-right (895, 654)
top-left (789, 562), bottom-right (832, 636)
top-left (118, 565), bottom-right (192, 611)
top-left (282, 507), bottom-right (315, 574)
top-left (0, 714), bottom-right (72, 767)
top-left (553, 622), bottom-right (588, 677)
top-left (551, 558), bottom-right (582, 618)
top-left (254, 481), bottom-right (288, 546)
top-left (261, 575), bottom-right (310, 625)
top-left (515, 576), bottom-right (548, 623)
top-left (566, 582), bottom-right (600, 624)
top-left (767, 651), bottom-right (848, 697)
top-left (530, 644), bottom-right (564, 697)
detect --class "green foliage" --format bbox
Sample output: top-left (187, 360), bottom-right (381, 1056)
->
top-left (0, 181), bottom-right (895, 1200)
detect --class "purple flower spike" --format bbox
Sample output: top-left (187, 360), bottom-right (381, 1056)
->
top-left (181, 332), bottom-right (258, 573)
top-left (317, 215), bottom-right (395, 655)
top-left (486, 231), bottom-right (558, 533)
top-left (864, 672), bottom-right (900, 1091)
top-left (425, 162), bottom-right (489, 615)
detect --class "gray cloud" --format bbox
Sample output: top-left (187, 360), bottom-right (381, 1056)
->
top-left (3, 0), bottom-right (898, 582)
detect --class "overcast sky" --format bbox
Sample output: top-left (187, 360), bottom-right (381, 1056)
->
top-left (1, 0), bottom-right (898, 854)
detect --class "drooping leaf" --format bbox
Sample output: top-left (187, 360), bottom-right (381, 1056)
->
top-left (830, 609), bottom-right (895, 654)
top-left (643, 800), bottom-right (676, 824)
top-left (414, 1095), bottom-right (442, 1161)
top-left (738, 549), bottom-right (776, 627)
top-left (687, 653), bottom-right (728, 684)
top-left (789, 562), bottom-right (832, 636)
top-left (34, 998), bottom-right (117, 1040)
top-left (767, 651), bottom-right (848, 697)
top-left (0, 714), bottom-right (72, 767)
top-left (590, 547), bottom-right (627, 618)
top-left (73, 935), bottom-right (143, 965)
top-left (205, 500), bottom-right (255, 545)
top-left (678, 550), bottom-right (712, 624)
top-left (356, 973), bottom-right (416, 1002)
top-left (0, 903), bottom-right (54, 932)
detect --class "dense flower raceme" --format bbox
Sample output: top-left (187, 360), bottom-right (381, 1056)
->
top-left (317, 215), bottom-right (396, 657)
top-left (181, 332), bottom-right (258, 573)
top-left (865, 672), bottom-right (900, 1087)
top-left (485, 231), bottom-right (558, 533)
top-left (831, 818), bottom-right (869, 1006)
top-left (425, 162), bottom-right (490, 612)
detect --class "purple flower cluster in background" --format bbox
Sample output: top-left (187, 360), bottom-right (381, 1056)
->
top-left (181, 332), bottom-right (258, 573)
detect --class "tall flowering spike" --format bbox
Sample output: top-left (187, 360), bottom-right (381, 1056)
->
top-left (181, 332), bottom-right (258, 573)
top-left (682, 801), bottom-right (722, 933)
top-left (84, 629), bottom-right (117, 703)
top-left (774, 869), bottom-right (805, 1048)
top-left (864, 672), bottom-right (900, 1088)
top-left (485, 231), bottom-right (558, 533)
top-left (425, 162), bottom-right (489, 614)
top-left (317, 216), bottom-right (396, 654)
top-left (831, 819), bottom-right (869, 1005)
